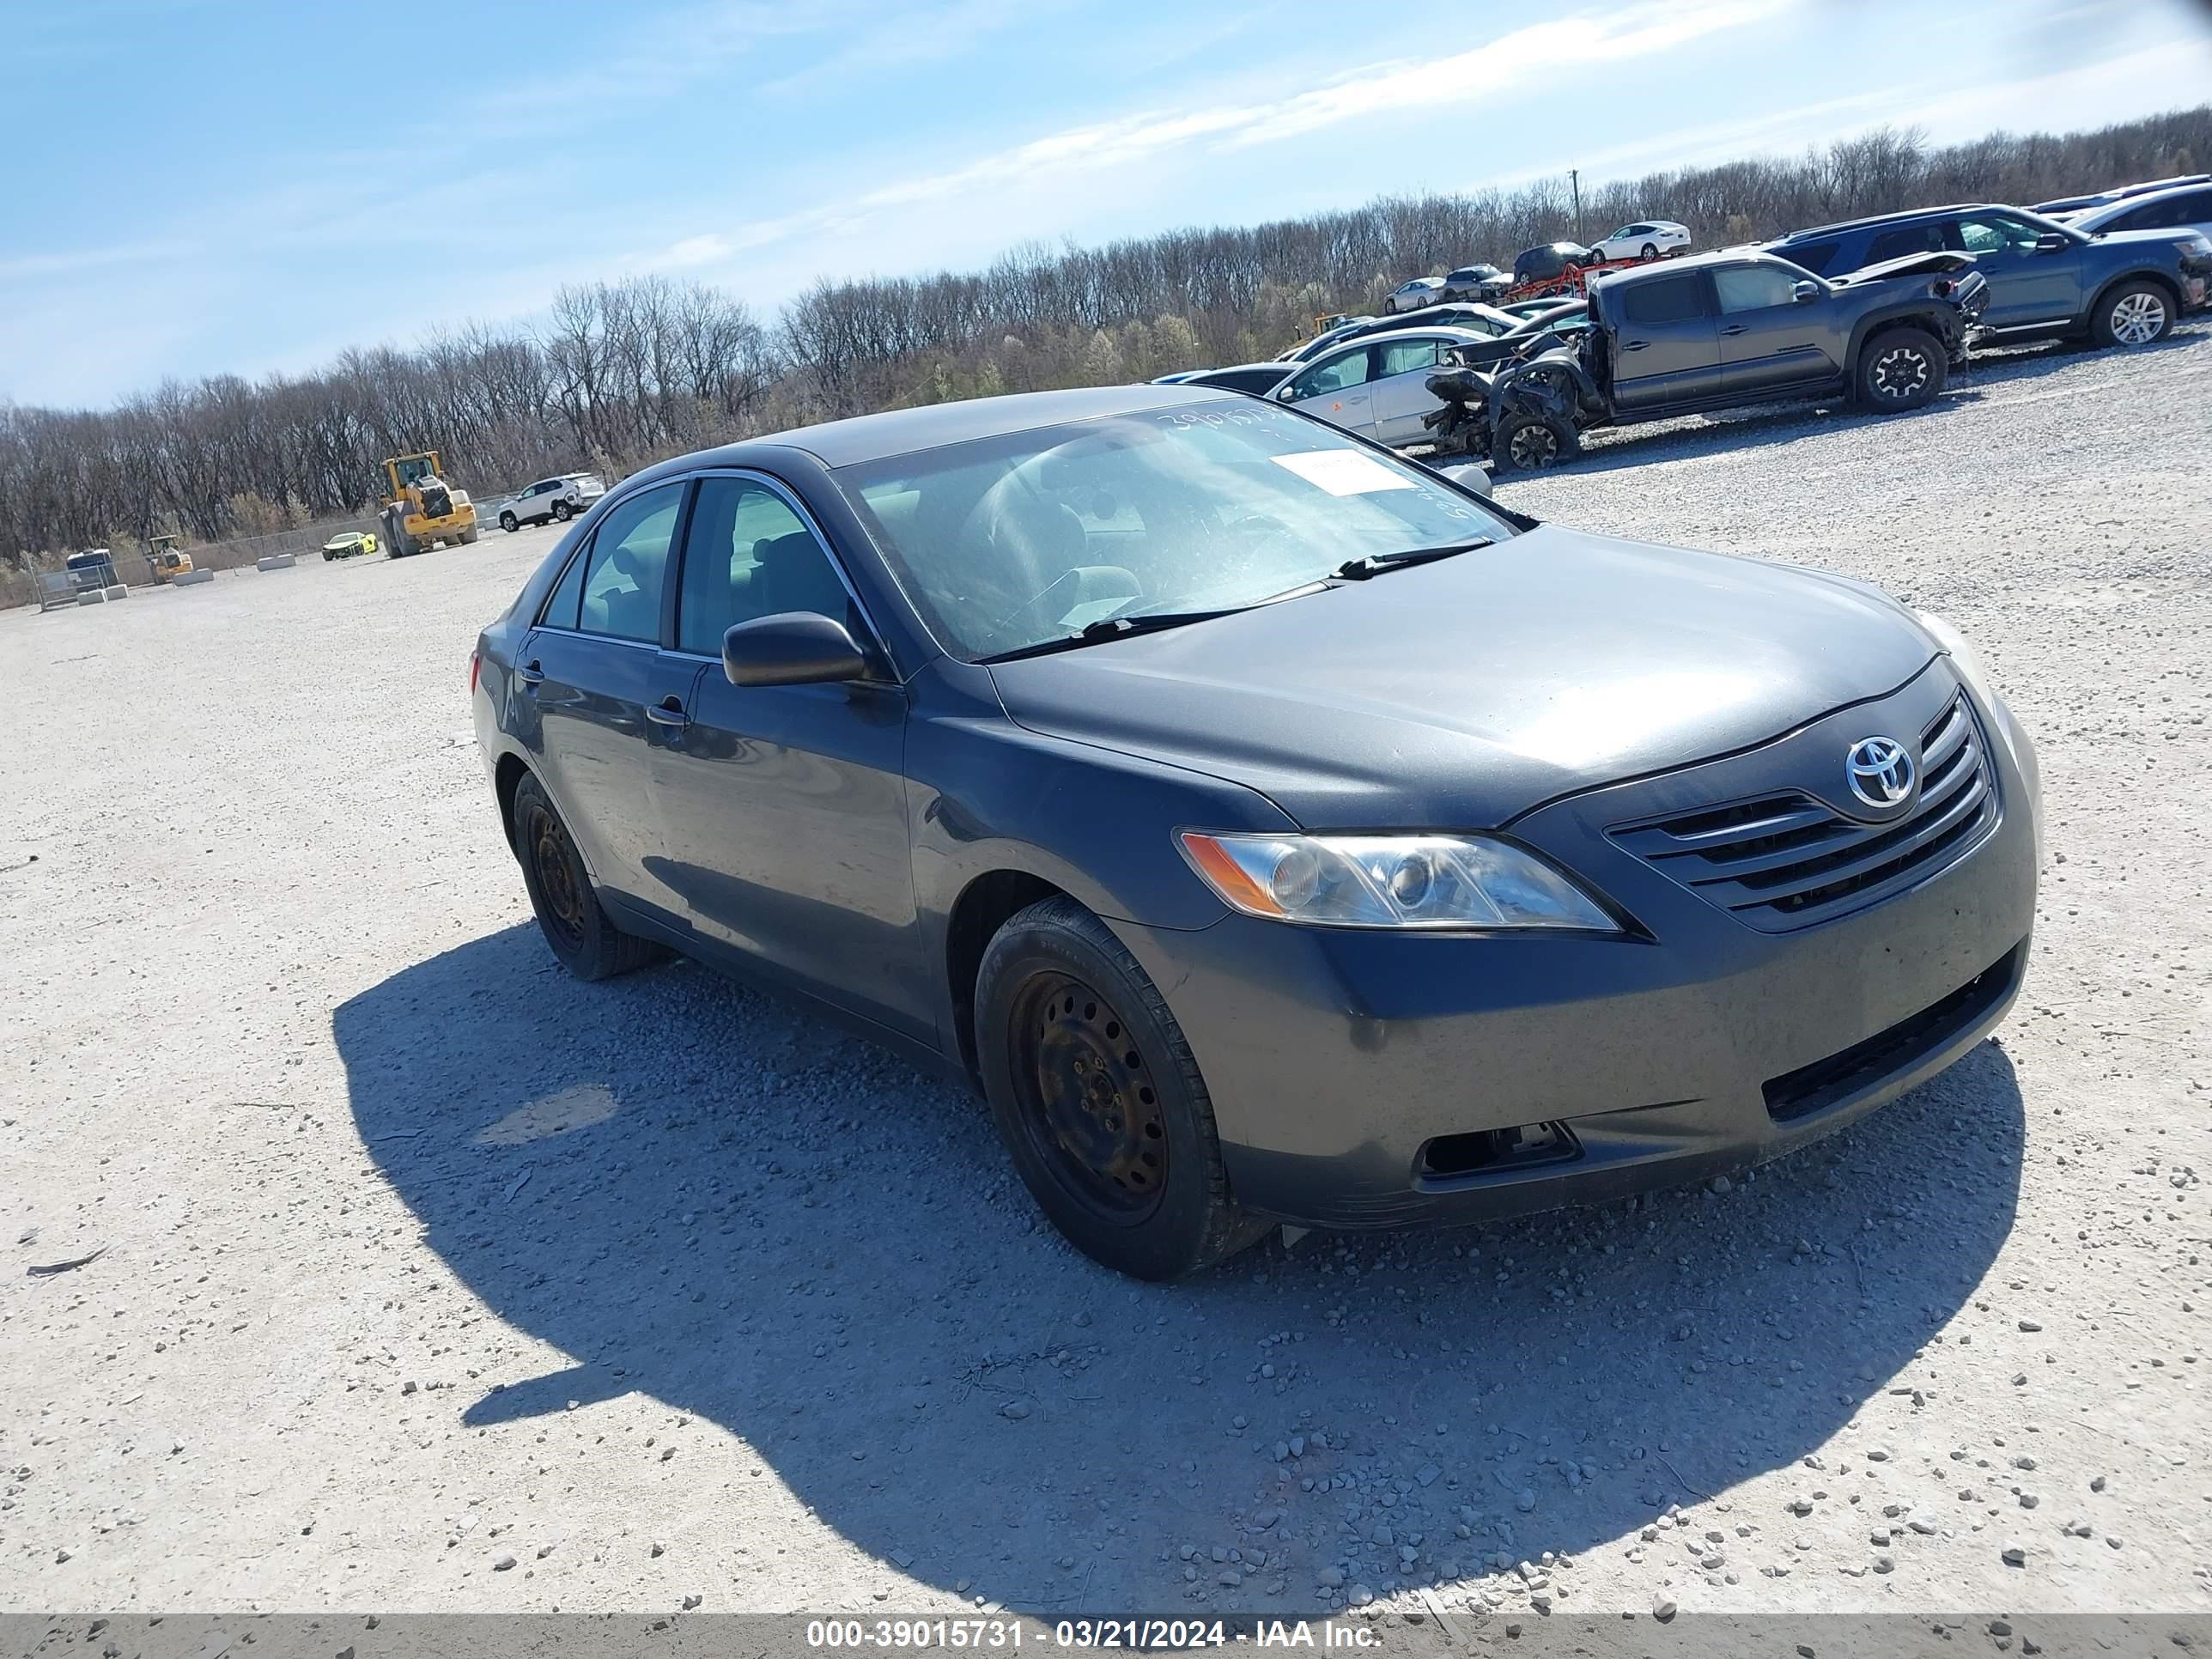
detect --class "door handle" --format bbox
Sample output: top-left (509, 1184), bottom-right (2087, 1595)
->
top-left (1620, 339), bottom-right (1650, 351)
top-left (517, 660), bottom-right (544, 685)
top-left (1720, 323), bottom-right (1748, 336)
top-left (645, 698), bottom-right (689, 728)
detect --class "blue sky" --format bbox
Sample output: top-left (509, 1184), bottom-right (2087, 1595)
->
top-left (3, 0), bottom-right (2209, 407)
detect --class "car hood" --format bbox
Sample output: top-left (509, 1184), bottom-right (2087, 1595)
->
top-left (985, 526), bottom-right (1936, 829)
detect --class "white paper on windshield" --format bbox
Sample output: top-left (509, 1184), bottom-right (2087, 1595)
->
top-left (1269, 449), bottom-right (1416, 496)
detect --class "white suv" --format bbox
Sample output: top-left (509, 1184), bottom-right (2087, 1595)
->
top-left (498, 472), bottom-right (606, 532)
top-left (1589, 220), bottom-right (1692, 263)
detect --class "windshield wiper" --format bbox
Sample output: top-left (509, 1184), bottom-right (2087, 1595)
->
top-left (1332, 537), bottom-right (1495, 580)
top-left (979, 584), bottom-right (1326, 665)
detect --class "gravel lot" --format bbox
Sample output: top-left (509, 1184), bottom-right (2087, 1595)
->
top-left (3, 328), bottom-right (2208, 1626)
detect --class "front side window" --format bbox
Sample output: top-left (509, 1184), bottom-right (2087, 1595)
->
top-left (1954, 213), bottom-right (2042, 254)
top-left (1291, 348), bottom-right (1371, 398)
top-left (570, 482), bottom-right (684, 642)
top-left (677, 477), bottom-right (853, 656)
top-left (835, 401), bottom-right (1514, 662)
top-left (1617, 272), bottom-right (1711, 325)
top-left (1713, 264), bottom-right (1802, 312)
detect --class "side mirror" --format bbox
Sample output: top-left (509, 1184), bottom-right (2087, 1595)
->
top-left (1273, 382), bottom-right (1297, 402)
top-left (1793, 280), bottom-right (1820, 302)
top-left (723, 611), bottom-right (869, 687)
top-left (2034, 231), bottom-right (2069, 253)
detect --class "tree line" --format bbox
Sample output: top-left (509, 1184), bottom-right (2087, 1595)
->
top-left (4, 103), bottom-right (2204, 574)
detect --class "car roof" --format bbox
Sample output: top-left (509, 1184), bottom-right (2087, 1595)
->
top-left (635, 384), bottom-right (1249, 472)
top-left (2071, 181), bottom-right (2211, 224)
top-left (1773, 203), bottom-right (2008, 241)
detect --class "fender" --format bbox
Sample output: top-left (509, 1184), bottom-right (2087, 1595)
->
top-left (1487, 349), bottom-right (1596, 428)
top-left (1844, 299), bottom-right (1963, 371)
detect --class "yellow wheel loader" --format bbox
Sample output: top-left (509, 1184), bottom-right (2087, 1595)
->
top-left (377, 451), bottom-right (479, 558)
top-left (143, 534), bottom-right (195, 584)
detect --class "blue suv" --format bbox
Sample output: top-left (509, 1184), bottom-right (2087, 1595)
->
top-left (1767, 203), bottom-right (2210, 349)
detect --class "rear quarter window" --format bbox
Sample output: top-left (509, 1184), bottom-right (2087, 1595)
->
top-left (1782, 240), bottom-right (1841, 276)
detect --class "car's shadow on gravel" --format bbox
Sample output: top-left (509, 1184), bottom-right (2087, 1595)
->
top-left (336, 922), bottom-right (2024, 1614)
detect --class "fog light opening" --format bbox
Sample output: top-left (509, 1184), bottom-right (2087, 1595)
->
top-left (1419, 1120), bottom-right (1577, 1180)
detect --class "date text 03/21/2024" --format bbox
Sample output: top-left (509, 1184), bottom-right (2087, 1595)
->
top-left (802, 1619), bottom-right (1382, 1650)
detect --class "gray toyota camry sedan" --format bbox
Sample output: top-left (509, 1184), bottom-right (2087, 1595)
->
top-left (471, 384), bottom-right (2039, 1279)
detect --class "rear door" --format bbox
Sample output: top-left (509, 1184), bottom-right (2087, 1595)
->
top-left (512, 480), bottom-right (696, 915)
top-left (1280, 343), bottom-right (1379, 437)
top-left (1714, 261), bottom-right (1840, 395)
top-left (647, 471), bottom-right (930, 1040)
top-left (1607, 270), bottom-right (1722, 411)
top-left (1948, 210), bottom-right (2081, 327)
top-left (1366, 334), bottom-right (1455, 446)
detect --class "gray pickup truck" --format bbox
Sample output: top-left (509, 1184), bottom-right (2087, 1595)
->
top-left (1765, 204), bottom-right (2212, 349)
top-left (1467, 247), bottom-right (1989, 470)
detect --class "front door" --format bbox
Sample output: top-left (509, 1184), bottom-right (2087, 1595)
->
top-left (1714, 262), bottom-right (1840, 396)
top-left (648, 472), bottom-right (930, 1041)
top-left (1281, 343), bottom-right (1379, 438)
top-left (1949, 211), bottom-right (2081, 328)
top-left (1608, 269), bottom-right (1722, 411)
top-left (514, 479), bottom-right (692, 912)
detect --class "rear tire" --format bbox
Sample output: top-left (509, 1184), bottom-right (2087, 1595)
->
top-left (1855, 326), bottom-right (1946, 410)
top-left (552, 500), bottom-right (573, 522)
top-left (511, 774), bottom-right (663, 981)
top-left (1492, 410), bottom-right (1578, 472)
top-left (975, 896), bottom-right (1267, 1280)
top-left (500, 512), bottom-right (519, 533)
top-left (2091, 281), bottom-right (2172, 348)
top-left (1640, 242), bottom-right (1659, 261)
top-left (460, 526), bottom-right (480, 545)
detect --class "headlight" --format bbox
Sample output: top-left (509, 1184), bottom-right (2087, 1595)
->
top-left (1178, 832), bottom-right (1620, 933)
top-left (1911, 608), bottom-right (1997, 703)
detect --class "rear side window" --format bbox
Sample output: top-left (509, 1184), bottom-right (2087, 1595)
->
top-left (1617, 272), bottom-right (1711, 325)
top-left (570, 482), bottom-right (685, 642)
top-left (1782, 240), bottom-right (1840, 276)
top-left (1293, 348), bottom-right (1371, 397)
top-left (1868, 222), bottom-right (1947, 262)
top-left (1376, 338), bottom-right (1443, 376)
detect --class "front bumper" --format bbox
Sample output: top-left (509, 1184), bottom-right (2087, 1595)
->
top-left (1111, 665), bottom-right (2039, 1231)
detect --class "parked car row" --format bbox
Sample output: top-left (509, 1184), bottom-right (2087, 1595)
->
top-left (1382, 222), bottom-right (1694, 317)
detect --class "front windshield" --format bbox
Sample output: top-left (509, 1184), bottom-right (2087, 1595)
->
top-left (834, 401), bottom-right (1514, 661)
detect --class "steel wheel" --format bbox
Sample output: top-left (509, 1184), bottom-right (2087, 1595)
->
top-left (1006, 971), bottom-right (1168, 1225)
top-left (524, 799), bottom-right (587, 956)
top-left (1867, 341), bottom-right (1932, 403)
top-left (2109, 290), bottom-right (2166, 345)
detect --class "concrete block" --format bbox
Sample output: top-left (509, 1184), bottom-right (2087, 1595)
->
top-left (172, 568), bottom-right (216, 586)
top-left (104, 584), bottom-right (130, 599)
top-left (254, 553), bottom-right (298, 572)
top-left (76, 588), bottom-right (106, 605)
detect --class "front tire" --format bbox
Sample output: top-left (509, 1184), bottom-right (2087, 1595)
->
top-left (511, 774), bottom-right (663, 981)
top-left (975, 896), bottom-right (1265, 1279)
top-left (1492, 410), bottom-right (1578, 472)
top-left (1856, 326), bottom-right (1946, 410)
top-left (2092, 281), bottom-right (2172, 348)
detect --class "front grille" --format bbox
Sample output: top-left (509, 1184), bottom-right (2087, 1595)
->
top-left (1762, 944), bottom-right (2023, 1122)
top-left (1608, 693), bottom-right (1996, 933)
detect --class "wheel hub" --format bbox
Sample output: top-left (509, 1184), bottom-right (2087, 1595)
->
top-left (529, 808), bottom-right (586, 948)
top-left (2112, 293), bottom-right (2164, 344)
top-left (1016, 975), bottom-right (1166, 1219)
top-left (1871, 345), bottom-right (1929, 400)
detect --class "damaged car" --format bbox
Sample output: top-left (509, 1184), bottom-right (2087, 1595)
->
top-left (1426, 248), bottom-right (1990, 471)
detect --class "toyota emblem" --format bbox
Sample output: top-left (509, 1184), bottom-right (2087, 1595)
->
top-left (1845, 735), bottom-right (1915, 810)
